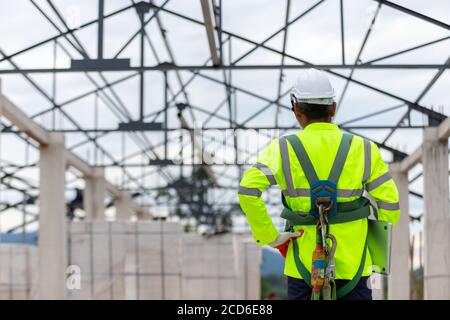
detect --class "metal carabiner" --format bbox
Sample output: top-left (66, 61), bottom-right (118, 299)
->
top-left (325, 234), bottom-right (337, 278)
top-left (318, 205), bottom-right (327, 247)
top-left (315, 198), bottom-right (334, 213)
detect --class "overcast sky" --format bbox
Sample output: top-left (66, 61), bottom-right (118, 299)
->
top-left (0, 0), bottom-right (449, 234)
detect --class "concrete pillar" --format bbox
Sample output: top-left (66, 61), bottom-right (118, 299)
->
top-left (422, 127), bottom-right (450, 299)
top-left (83, 167), bottom-right (105, 220)
top-left (388, 162), bottom-right (410, 299)
top-left (115, 191), bottom-right (132, 220)
top-left (39, 132), bottom-right (67, 299)
top-left (0, 78), bottom-right (3, 116)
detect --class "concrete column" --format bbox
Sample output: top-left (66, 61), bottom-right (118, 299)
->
top-left (115, 191), bottom-right (132, 220)
top-left (422, 127), bottom-right (450, 299)
top-left (39, 132), bottom-right (67, 299)
top-left (83, 167), bottom-right (105, 221)
top-left (388, 162), bottom-right (410, 299)
top-left (0, 78), bottom-right (3, 116)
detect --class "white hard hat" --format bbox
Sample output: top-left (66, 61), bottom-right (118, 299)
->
top-left (290, 68), bottom-right (335, 105)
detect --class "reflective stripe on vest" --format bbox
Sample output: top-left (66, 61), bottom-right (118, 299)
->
top-left (238, 186), bottom-right (262, 197)
top-left (279, 137), bottom-right (296, 195)
top-left (365, 172), bottom-right (392, 192)
top-left (253, 162), bottom-right (277, 186)
top-left (363, 139), bottom-right (371, 184)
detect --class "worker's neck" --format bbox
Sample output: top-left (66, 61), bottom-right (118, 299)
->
top-left (306, 119), bottom-right (330, 125)
top-left (302, 119), bottom-right (332, 129)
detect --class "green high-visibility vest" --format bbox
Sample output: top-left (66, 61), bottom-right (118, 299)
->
top-left (281, 132), bottom-right (371, 298)
top-left (238, 122), bottom-right (400, 282)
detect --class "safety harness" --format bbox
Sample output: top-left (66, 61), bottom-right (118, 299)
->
top-left (280, 133), bottom-right (375, 300)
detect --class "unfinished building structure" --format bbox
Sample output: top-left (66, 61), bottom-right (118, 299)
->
top-left (0, 0), bottom-right (449, 299)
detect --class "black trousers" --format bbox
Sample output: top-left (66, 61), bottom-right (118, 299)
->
top-left (287, 276), bottom-right (372, 300)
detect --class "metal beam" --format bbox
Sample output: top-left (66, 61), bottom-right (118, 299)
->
top-left (0, 91), bottom-right (136, 203)
top-left (373, 0), bottom-right (450, 31)
top-left (2, 0), bottom-right (448, 220)
top-left (362, 36), bottom-right (450, 65)
top-left (340, 0), bottom-right (345, 64)
top-left (275, 0), bottom-right (291, 127)
top-left (2, 64), bottom-right (450, 74)
top-left (151, 5), bottom-right (447, 123)
top-left (231, 0), bottom-right (326, 66)
top-left (200, 0), bottom-right (220, 65)
top-left (0, 4), bottom-right (134, 64)
top-left (337, 1), bottom-right (381, 112)
top-left (97, 0), bottom-right (105, 59)
top-left (1, 124), bottom-right (428, 134)
top-left (8, 3), bottom-right (164, 189)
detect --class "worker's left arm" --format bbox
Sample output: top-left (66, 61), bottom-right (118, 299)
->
top-left (364, 142), bottom-right (401, 225)
top-left (238, 139), bottom-right (282, 246)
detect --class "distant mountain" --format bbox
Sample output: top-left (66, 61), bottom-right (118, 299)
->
top-left (0, 232), bottom-right (37, 245)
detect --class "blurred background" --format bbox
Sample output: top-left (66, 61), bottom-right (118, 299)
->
top-left (0, 0), bottom-right (449, 300)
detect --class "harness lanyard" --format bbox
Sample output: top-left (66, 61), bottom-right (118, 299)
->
top-left (323, 234), bottom-right (337, 300)
top-left (311, 205), bottom-right (326, 300)
top-left (311, 204), bottom-right (337, 300)
top-left (311, 224), bottom-right (325, 300)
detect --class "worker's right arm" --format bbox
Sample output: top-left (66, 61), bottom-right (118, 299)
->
top-left (364, 142), bottom-right (401, 225)
top-left (238, 139), bottom-right (282, 246)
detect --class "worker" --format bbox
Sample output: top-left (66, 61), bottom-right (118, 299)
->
top-left (238, 68), bottom-right (400, 300)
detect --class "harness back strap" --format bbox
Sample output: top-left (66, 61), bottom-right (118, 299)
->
top-left (285, 135), bottom-right (319, 185)
top-left (281, 132), bottom-right (362, 224)
top-left (284, 133), bottom-right (353, 185)
top-left (328, 133), bottom-right (353, 184)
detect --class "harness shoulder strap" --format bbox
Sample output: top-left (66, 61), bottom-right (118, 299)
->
top-left (285, 134), bottom-right (319, 186)
top-left (328, 133), bottom-right (354, 184)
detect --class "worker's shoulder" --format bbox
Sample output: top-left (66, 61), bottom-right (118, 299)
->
top-left (260, 132), bottom-right (300, 152)
top-left (343, 131), bottom-right (378, 150)
top-left (258, 136), bottom-right (281, 154)
top-left (344, 131), bottom-right (365, 144)
top-left (281, 130), bottom-right (304, 138)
